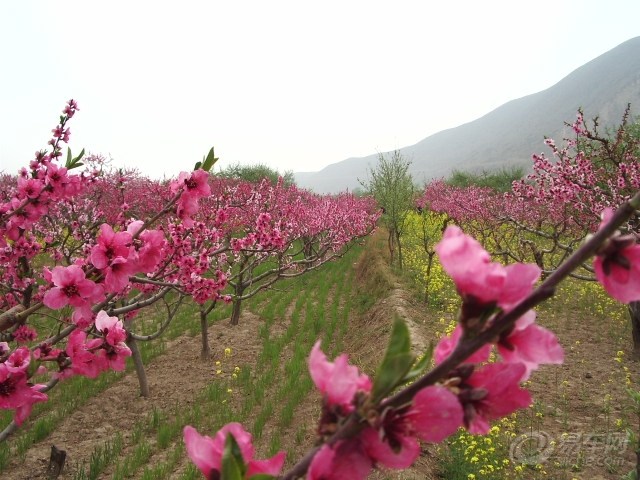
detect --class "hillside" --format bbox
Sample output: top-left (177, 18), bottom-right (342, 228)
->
top-left (295, 37), bottom-right (640, 193)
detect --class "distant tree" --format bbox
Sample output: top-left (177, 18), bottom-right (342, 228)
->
top-left (362, 150), bottom-right (414, 269)
top-left (218, 162), bottom-right (295, 186)
top-left (447, 166), bottom-right (524, 192)
top-left (351, 186), bottom-right (366, 197)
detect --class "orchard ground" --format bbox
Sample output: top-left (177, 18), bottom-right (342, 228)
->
top-left (1, 229), bottom-right (638, 480)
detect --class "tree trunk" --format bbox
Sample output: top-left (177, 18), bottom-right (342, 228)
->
top-left (230, 299), bottom-right (242, 326)
top-left (46, 445), bottom-right (66, 480)
top-left (424, 252), bottom-right (434, 304)
top-left (126, 335), bottom-right (150, 397)
top-left (200, 308), bottom-right (210, 360)
top-left (230, 282), bottom-right (245, 326)
top-left (395, 229), bottom-right (403, 271)
top-left (387, 229), bottom-right (396, 266)
top-left (629, 301), bottom-right (640, 360)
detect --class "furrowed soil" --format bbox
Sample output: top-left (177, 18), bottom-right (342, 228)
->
top-left (3, 229), bottom-right (640, 479)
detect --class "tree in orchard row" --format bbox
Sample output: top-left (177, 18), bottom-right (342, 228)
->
top-left (511, 106), bottom-right (640, 355)
top-left (182, 177), bottom-right (378, 358)
top-left (0, 101), bottom-right (379, 440)
top-left (420, 107), bottom-right (640, 356)
top-left (362, 150), bottom-right (415, 270)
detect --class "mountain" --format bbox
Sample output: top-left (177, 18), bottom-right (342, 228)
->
top-left (295, 37), bottom-right (640, 193)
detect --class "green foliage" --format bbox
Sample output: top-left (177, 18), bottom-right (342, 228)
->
top-left (371, 317), bottom-right (414, 402)
top-left (194, 147), bottom-right (219, 172)
top-left (65, 147), bottom-right (85, 170)
top-left (371, 317), bottom-right (432, 402)
top-left (217, 162), bottom-right (295, 186)
top-left (362, 150), bottom-right (415, 269)
top-left (221, 433), bottom-right (245, 480)
top-left (446, 166), bottom-right (524, 192)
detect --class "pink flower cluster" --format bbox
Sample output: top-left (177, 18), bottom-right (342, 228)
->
top-left (0, 345), bottom-right (47, 425)
top-left (170, 169), bottom-right (211, 227)
top-left (56, 311), bottom-right (131, 379)
top-left (306, 343), bottom-right (463, 477)
top-left (434, 226), bottom-right (564, 382)
top-left (90, 222), bottom-right (165, 294)
top-left (593, 208), bottom-right (640, 303)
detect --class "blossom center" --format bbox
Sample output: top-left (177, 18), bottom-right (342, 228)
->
top-left (63, 285), bottom-right (79, 297)
top-left (0, 378), bottom-right (16, 397)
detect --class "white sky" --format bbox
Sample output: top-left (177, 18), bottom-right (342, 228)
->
top-left (1, 1), bottom-right (639, 179)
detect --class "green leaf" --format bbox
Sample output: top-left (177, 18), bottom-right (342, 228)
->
top-left (372, 352), bottom-right (415, 402)
top-left (65, 148), bottom-right (72, 168)
top-left (73, 148), bottom-right (85, 163)
top-left (371, 318), bottom-right (415, 402)
top-left (402, 341), bottom-right (434, 384)
top-left (385, 317), bottom-right (411, 357)
top-left (221, 433), bottom-right (246, 480)
top-left (202, 147), bottom-right (219, 172)
top-left (193, 161), bottom-right (203, 170)
top-left (64, 147), bottom-right (86, 170)
top-left (248, 475), bottom-right (277, 480)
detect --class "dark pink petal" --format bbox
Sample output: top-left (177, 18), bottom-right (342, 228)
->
top-left (360, 427), bottom-right (420, 469)
top-left (434, 325), bottom-right (491, 365)
top-left (183, 426), bottom-right (219, 478)
top-left (406, 386), bottom-right (463, 442)
top-left (594, 246), bottom-right (640, 303)
top-left (499, 263), bottom-right (540, 310)
top-left (308, 441), bottom-right (372, 480)
top-left (467, 363), bottom-right (531, 434)
top-left (246, 451), bottom-right (286, 477)
top-left (43, 288), bottom-right (68, 309)
top-left (499, 322), bottom-right (564, 380)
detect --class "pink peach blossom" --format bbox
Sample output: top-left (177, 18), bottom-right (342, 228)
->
top-left (435, 225), bottom-right (505, 303)
top-left (308, 341), bottom-right (371, 410)
top-left (43, 265), bottom-right (104, 310)
top-left (593, 209), bottom-right (640, 303)
top-left (465, 362), bottom-right (531, 434)
top-left (498, 312), bottom-right (564, 380)
top-left (183, 423), bottom-right (285, 479)
top-left (90, 223), bottom-right (132, 270)
top-left (308, 440), bottom-right (372, 480)
top-left (0, 364), bottom-right (47, 425)
top-left (434, 324), bottom-right (491, 365)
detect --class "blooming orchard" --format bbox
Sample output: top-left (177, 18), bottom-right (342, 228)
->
top-left (2, 101), bottom-right (640, 479)
top-left (0, 101), bottom-right (377, 435)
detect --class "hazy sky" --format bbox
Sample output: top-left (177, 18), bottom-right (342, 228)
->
top-left (1, 1), bottom-right (639, 179)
